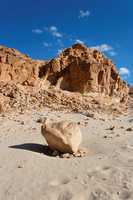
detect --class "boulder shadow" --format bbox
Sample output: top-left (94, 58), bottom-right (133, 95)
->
top-left (9, 143), bottom-right (54, 157)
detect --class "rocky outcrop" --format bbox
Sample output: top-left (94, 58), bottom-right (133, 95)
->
top-left (129, 86), bottom-right (133, 96)
top-left (0, 45), bottom-right (46, 86)
top-left (0, 44), bottom-right (129, 113)
top-left (41, 119), bottom-right (82, 153)
top-left (39, 44), bottom-right (129, 103)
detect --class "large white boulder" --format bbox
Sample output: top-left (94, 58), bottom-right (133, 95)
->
top-left (41, 119), bottom-right (82, 153)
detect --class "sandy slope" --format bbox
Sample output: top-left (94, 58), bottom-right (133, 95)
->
top-left (0, 104), bottom-right (133, 200)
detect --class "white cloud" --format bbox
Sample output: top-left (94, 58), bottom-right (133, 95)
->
top-left (32, 29), bottom-right (43, 34)
top-left (56, 39), bottom-right (64, 47)
top-left (52, 32), bottom-right (62, 38)
top-left (91, 44), bottom-right (117, 57)
top-left (119, 67), bottom-right (130, 76)
top-left (79, 10), bottom-right (90, 18)
top-left (108, 51), bottom-right (117, 56)
top-left (43, 42), bottom-right (52, 47)
top-left (45, 26), bottom-right (62, 38)
top-left (75, 39), bottom-right (84, 44)
top-left (91, 44), bottom-right (113, 52)
top-left (49, 26), bottom-right (58, 32)
top-left (57, 49), bottom-right (63, 55)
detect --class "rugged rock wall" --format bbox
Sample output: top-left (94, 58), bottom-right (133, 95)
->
top-left (39, 44), bottom-right (129, 102)
top-left (0, 45), bottom-right (46, 86)
top-left (129, 86), bottom-right (133, 97)
top-left (0, 44), bottom-right (129, 105)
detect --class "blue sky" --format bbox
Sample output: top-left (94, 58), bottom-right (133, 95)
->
top-left (0, 0), bottom-right (132, 84)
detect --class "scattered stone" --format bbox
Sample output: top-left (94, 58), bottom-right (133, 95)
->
top-left (126, 127), bottom-right (133, 131)
top-left (20, 121), bottom-right (24, 125)
top-left (74, 147), bottom-right (88, 157)
top-left (17, 165), bottom-right (23, 168)
top-left (41, 119), bottom-right (82, 154)
top-left (73, 152), bottom-right (82, 157)
top-left (120, 126), bottom-right (124, 129)
top-left (36, 118), bottom-right (44, 123)
top-left (1, 114), bottom-right (5, 117)
top-left (129, 119), bottom-right (133, 123)
top-left (107, 126), bottom-right (115, 130)
top-left (60, 153), bottom-right (72, 159)
top-left (99, 118), bottom-right (106, 121)
top-left (60, 147), bottom-right (87, 158)
top-left (84, 121), bottom-right (88, 125)
top-left (86, 113), bottom-right (94, 118)
top-left (84, 117), bottom-right (89, 121)
top-left (52, 150), bottom-right (59, 157)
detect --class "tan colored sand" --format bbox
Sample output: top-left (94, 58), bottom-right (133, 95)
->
top-left (0, 107), bottom-right (133, 200)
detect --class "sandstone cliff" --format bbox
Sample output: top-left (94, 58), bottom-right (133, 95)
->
top-left (129, 86), bottom-right (133, 94)
top-left (129, 86), bottom-right (133, 96)
top-left (0, 44), bottom-right (129, 113)
top-left (0, 45), bottom-right (46, 86)
top-left (39, 44), bottom-right (128, 102)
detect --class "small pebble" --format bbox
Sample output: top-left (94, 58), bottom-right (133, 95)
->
top-left (126, 127), bottom-right (133, 131)
top-left (17, 165), bottom-right (23, 168)
top-left (36, 118), bottom-right (43, 123)
top-left (108, 126), bottom-right (115, 130)
top-left (20, 121), bottom-right (24, 125)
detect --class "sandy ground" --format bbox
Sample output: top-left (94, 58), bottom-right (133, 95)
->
top-left (0, 104), bottom-right (133, 200)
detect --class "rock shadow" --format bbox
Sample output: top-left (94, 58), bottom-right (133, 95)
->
top-left (9, 143), bottom-right (54, 157)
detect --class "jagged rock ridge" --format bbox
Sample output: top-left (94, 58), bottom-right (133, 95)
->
top-left (0, 44), bottom-right (129, 113)
top-left (0, 45), bottom-right (46, 86)
top-left (129, 86), bottom-right (133, 96)
top-left (39, 44), bottom-right (128, 102)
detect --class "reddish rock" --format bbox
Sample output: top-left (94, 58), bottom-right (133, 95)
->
top-left (0, 45), bottom-right (46, 85)
top-left (0, 44), bottom-right (129, 113)
top-left (39, 44), bottom-right (129, 103)
top-left (129, 86), bottom-right (133, 96)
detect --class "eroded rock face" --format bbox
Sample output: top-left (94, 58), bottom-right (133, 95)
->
top-left (0, 93), bottom-right (10, 113)
top-left (0, 45), bottom-right (46, 86)
top-left (41, 119), bottom-right (82, 153)
top-left (0, 44), bottom-right (129, 113)
top-left (39, 44), bottom-right (129, 102)
top-left (129, 86), bottom-right (133, 97)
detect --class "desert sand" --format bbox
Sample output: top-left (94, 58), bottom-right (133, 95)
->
top-left (0, 44), bottom-right (132, 200)
top-left (0, 102), bottom-right (133, 200)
